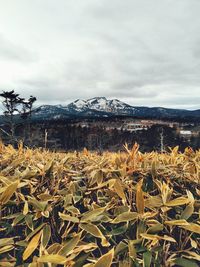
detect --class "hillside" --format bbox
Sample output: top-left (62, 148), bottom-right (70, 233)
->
top-left (0, 143), bottom-right (199, 266)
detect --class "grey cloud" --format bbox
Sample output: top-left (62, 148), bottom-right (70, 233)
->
top-left (0, 34), bottom-right (37, 62)
top-left (0, 0), bottom-right (199, 109)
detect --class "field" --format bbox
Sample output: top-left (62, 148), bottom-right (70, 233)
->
top-left (0, 142), bottom-right (199, 266)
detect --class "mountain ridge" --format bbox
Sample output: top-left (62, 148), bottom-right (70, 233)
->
top-left (31, 97), bottom-right (200, 121)
top-left (0, 97), bottom-right (199, 123)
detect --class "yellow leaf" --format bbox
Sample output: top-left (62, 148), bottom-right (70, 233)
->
top-left (128, 241), bottom-right (136, 259)
top-left (181, 223), bottom-right (200, 234)
top-left (140, 233), bottom-right (176, 242)
top-left (140, 233), bottom-right (158, 241)
top-left (190, 238), bottom-right (197, 248)
top-left (166, 197), bottom-right (189, 207)
top-left (73, 243), bottom-right (98, 253)
top-left (23, 201), bottom-right (29, 215)
top-left (0, 180), bottom-right (19, 205)
top-left (0, 238), bottom-right (14, 247)
top-left (23, 230), bottom-right (42, 261)
top-left (145, 195), bottom-right (163, 209)
top-left (184, 251), bottom-right (200, 262)
top-left (37, 254), bottom-right (67, 264)
top-left (155, 181), bottom-right (172, 205)
top-left (94, 248), bottom-right (114, 267)
top-left (136, 179), bottom-right (144, 214)
top-left (113, 179), bottom-right (126, 203)
top-left (0, 245), bottom-right (14, 254)
top-left (165, 220), bottom-right (189, 226)
top-left (0, 262), bottom-right (15, 267)
top-left (83, 147), bottom-right (89, 156)
top-left (186, 190), bottom-right (195, 203)
top-left (0, 176), bottom-right (11, 186)
top-left (162, 235), bottom-right (176, 242)
top-left (59, 212), bottom-right (79, 223)
top-left (112, 212), bottom-right (138, 224)
top-left (89, 179), bottom-right (116, 191)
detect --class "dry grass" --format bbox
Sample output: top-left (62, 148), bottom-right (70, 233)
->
top-left (0, 142), bottom-right (199, 266)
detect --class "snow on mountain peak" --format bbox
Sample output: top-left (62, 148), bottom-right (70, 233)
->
top-left (73, 99), bottom-right (87, 108)
top-left (68, 97), bottom-right (135, 114)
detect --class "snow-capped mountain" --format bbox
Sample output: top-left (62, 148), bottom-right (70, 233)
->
top-left (0, 96), bottom-right (199, 123)
top-left (24, 96), bottom-right (200, 122)
top-left (66, 97), bottom-right (136, 115)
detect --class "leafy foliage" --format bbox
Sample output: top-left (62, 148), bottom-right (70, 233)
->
top-left (0, 142), bottom-right (199, 266)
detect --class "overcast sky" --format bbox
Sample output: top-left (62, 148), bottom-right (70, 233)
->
top-left (0, 0), bottom-right (200, 109)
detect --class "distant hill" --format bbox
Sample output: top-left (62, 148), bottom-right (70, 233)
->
top-left (0, 97), bottom-right (200, 123)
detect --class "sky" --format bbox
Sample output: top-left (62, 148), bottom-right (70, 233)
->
top-left (0, 0), bottom-right (200, 110)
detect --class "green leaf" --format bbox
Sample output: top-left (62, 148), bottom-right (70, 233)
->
top-left (73, 253), bottom-right (90, 267)
top-left (41, 224), bottom-right (51, 249)
top-left (180, 203), bottom-right (194, 220)
top-left (114, 241), bottom-right (128, 256)
top-left (80, 223), bottom-right (109, 247)
top-left (12, 214), bottom-right (25, 226)
top-left (109, 223), bottom-right (128, 236)
top-left (174, 258), bottom-right (199, 267)
top-left (147, 224), bottom-right (163, 234)
top-left (143, 251), bottom-right (152, 267)
top-left (81, 207), bottom-right (106, 222)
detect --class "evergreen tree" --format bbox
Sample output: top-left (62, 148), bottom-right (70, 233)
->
top-left (0, 90), bottom-right (21, 144)
top-left (0, 90), bottom-right (37, 145)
